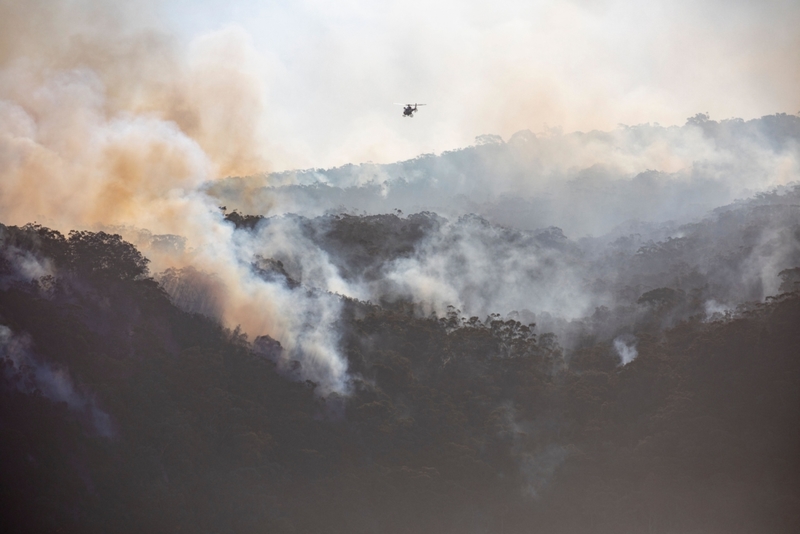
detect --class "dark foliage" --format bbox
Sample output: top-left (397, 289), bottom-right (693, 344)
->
top-left (289, 211), bottom-right (443, 282)
top-left (1, 223), bottom-right (798, 533)
top-left (224, 211), bottom-right (265, 231)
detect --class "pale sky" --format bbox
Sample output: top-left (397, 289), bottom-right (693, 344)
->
top-left (155, 0), bottom-right (800, 170)
top-left (2, 0), bottom-right (799, 171)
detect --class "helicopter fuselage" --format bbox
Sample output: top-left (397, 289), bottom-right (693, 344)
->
top-left (397, 103), bottom-right (425, 117)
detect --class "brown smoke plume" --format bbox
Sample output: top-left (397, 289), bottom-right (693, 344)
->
top-left (0, 1), bottom-right (351, 394)
top-left (0, 0), bottom-right (266, 315)
top-left (0, 0), bottom-right (269, 231)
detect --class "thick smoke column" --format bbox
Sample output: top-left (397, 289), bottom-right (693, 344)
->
top-left (0, 0), bottom-right (349, 393)
top-left (2, 1), bottom-right (799, 395)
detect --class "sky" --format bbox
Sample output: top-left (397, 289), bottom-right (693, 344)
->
top-left (162, 0), bottom-right (800, 170)
top-left (1, 0), bottom-right (798, 173)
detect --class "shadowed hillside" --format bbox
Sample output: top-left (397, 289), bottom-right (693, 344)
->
top-left (1, 221), bottom-right (798, 533)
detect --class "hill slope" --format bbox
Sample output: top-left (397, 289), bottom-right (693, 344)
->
top-left (1, 222), bottom-right (798, 533)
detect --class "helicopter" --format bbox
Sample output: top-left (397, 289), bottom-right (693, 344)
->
top-left (394, 103), bottom-right (426, 117)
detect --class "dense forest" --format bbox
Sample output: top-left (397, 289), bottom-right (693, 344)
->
top-left (2, 195), bottom-right (799, 533)
top-left (209, 113), bottom-right (800, 237)
top-left (1, 0), bottom-right (798, 526)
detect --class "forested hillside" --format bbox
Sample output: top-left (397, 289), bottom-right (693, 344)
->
top-left (210, 114), bottom-right (800, 236)
top-left (210, 184), bottom-right (800, 348)
top-left (1, 219), bottom-right (798, 533)
top-left (1, 0), bottom-right (798, 528)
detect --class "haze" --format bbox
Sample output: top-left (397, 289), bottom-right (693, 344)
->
top-left (167, 0), bottom-right (800, 169)
top-left (3, 0), bottom-right (799, 172)
top-left (1, 2), bottom-right (800, 531)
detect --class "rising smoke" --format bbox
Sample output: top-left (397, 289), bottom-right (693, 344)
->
top-left (208, 116), bottom-right (800, 333)
top-left (0, 324), bottom-right (113, 436)
top-left (0, 0), bottom-right (351, 393)
top-left (1, 1), bottom-right (799, 395)
top-left (213, 116), bottom-right (800, 236)
top-left (613, 335), bottom-right (638, 365)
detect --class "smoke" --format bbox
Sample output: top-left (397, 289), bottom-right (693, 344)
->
top-left (0, 235), bottom-right (55, 289)
top-left (214, 116), bottom-right (800, 237)
top-left (217, 177), bottom-right (800, 363)
top-left (613, 335), bottom-right (638, 365)
top-left (206, 117), bottom-right (800, 334)
top-left (158, 266), bottom-right (226, 319)
top-left (151, 0), bottom-right (800, 169)
top-left (0, 0), bottom-right (351, 394)
top-left (2, 1), bottom-right (799, 394)
top-left (5, 0), bottom-right (796, 172)
top-left (520, 444), bottom-right (570, 498)
top-left (0, 0), bottom-right (270, 178)
top-left (376, 218), bottom-right (596, 319)
top-left (499, 403), bottom-right (570, 498)
top-left (703, 300), bottom-right (732, 322)
top-left (0, 325), bottom-right (113, 436)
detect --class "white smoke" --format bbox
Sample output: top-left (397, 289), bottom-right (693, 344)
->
top-left (0, 237), bottom-right (55, 289)
top-left (0, 325), bottom-right (113, 436)
top-left (213, 116), bottom-right (800, 237)
top-left (1, 1), bottom-right (798, 396)
top-left (613, 335), bottom-right (638, 365)
top-left (198, 117), bottom-right (800, 354)
top-left (703, 300), bottom-right (732, 322)
top-left (0, 1), bottom-right (352, 394)
top-left (375, 218), bottom-right (598, 319)
top-left (157, 221), bottom-right (352, 394)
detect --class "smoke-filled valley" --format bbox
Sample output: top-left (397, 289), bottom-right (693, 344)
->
top-left (2, 108), bottom-right (800, 533)
top-left (2, 1), bottom-right (800, 531)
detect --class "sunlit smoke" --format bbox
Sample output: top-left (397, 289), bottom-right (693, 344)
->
top-left (0, 0), bottom-right (349, 394)
top-left (158, 0), bottom-right (800, 169)
top-left (2, 1), bottom-right (799, 395)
